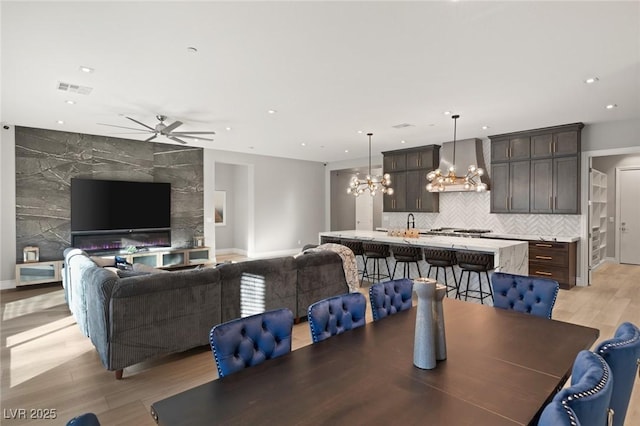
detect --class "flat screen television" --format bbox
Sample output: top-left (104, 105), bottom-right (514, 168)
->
top-left (71, 178), bottom-right (171, 233)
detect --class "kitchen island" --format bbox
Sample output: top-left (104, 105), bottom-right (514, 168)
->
top-left (319, 230), bottom-right (528, 276)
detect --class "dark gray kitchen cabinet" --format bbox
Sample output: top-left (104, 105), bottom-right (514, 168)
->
top-left (553, 156), bottom-right (579, 213)
top-left (382, 145), bottom-right (439, 212)
top-left (383, 172), bottom-right (407, 212)
top-left (491, 123), bottom-right (583, 214)
top-left (531, 125), bottom-right (580, 159)
top-left (406, 150), bottom-right (434, 171)
top-left (491, 137), bottom-right (530, 162)
top-left (530, 159), bottom-right (553, 213)
top-left (383, 152), bottom-right (406, 172)
top-left (491, 161), bottom-right (530, 213)
top-left (406, 170), bottom-right (439, 212)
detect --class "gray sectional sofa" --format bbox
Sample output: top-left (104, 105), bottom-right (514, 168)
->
top-left (63, 248), bottom-right (349, 379)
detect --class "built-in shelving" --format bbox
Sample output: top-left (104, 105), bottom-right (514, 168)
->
top-left (590, 169), bottom-right (607, 269)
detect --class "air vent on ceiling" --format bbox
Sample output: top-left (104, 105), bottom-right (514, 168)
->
top-left (57, 82), bottom-right (93, 95)
top-left (392, 123), bottom-right (414, 129)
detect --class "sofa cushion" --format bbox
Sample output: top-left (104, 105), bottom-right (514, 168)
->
top-left (218, 257), bottom-right (297, 322)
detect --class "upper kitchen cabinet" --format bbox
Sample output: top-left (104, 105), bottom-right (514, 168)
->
top-left (383, 152), bottom-right (407, 172)
top-left (491, 137), bottom-right (530, 162)
top-left (530, 123), bottom-right (583, 158)
top-left (490, 123), bottom-right (583, 214)
top-left (383, 171), bottom-right (407, 212)
top-left (382, 145), bottom-right (440, 212)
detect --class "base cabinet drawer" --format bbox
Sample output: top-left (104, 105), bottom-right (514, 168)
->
top-left (528, 241), bottom-right (576, 290)
top-left (529, 263), bottom-right (569, 285)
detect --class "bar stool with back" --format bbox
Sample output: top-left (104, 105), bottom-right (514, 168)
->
top-left (423, 248), bottom-right (459, 298)
top-left (455, 250), bottom-right (494, 304)
top-left (361, 242), bottom-right (392, 283)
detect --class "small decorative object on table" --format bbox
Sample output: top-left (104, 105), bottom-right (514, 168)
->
top-left (193, 235), bottom-right (205, 247)
top-left (23, 246), bottom-right (39, 263)
top-left (412, 277), bottom-right (447, 369)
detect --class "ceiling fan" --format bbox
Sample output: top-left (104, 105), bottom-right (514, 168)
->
top-left (99, 115), bottom-right (216, 144)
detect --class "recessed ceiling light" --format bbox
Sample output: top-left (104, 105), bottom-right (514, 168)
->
top-left (400, 140), bottom-right (406, 144)
top-left (443, 111), bottom-right (451, 115)
top-left (267, 109), bottom-right (277, 114)
top-left (301, 142), bottom-right (306, 147)
top-left (57, 120), bottom-right (64, 125)
top-left (345, 149), bottom-right (349, 153)
top-left (605, 104), bottom-right (618, 109)
top-left (225, 127), bottom-right (232, 131)
top-left (187, 47), bottom-right (198, 53)
top-left (65, 100), bottom-right (76, 105)
top-left (79, 66), bottom-right (94, 73)
top-left (249, 146), bottom-right (255, 149)
top-left (584, 77), bottom-right (599, 84)
top-left (357, 130), bottom-right (363, 134)
top-left (481, 125), bottom-right (490, 130)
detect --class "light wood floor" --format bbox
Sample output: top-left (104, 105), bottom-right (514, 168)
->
top-left (1, 261), bottom-right (639, 425)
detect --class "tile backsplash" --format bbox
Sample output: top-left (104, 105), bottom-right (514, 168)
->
top-left (382, 191), bottom-right (581, 237)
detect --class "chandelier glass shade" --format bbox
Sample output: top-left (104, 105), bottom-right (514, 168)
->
top-left (347, 133), bottom-right (393, 197)
top-left (426, 115), bottom-right (487, 193)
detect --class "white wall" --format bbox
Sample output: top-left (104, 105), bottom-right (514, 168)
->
top-left (0, 124), bottom-right (16, 289)
top-left (203, 148), bottom-right (326, 259)
top-left (214, 162), bottom-right (238, 251)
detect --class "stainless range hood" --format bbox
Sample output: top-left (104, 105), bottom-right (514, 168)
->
top-left (432, 138), bottom-right (491, 192)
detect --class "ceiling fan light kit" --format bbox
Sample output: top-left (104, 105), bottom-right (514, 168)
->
top-left (101, 114), bottom-right (216, 144)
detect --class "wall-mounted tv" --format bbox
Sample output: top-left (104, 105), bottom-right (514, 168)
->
top-left (71, 178), bottom-right (171, 233)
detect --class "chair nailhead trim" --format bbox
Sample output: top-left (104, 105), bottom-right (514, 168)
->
top-left (560, 355), bottom-right (610, 423)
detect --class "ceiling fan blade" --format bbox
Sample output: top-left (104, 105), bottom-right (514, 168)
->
top-left (97, 123), bottom-right (154, 132)
top-left (170, 134), bottom-right (214, 141)
top-left (125, 116), bottom-right (156, 131)
top-left (170, 131), bottom-right (216, 135)
top-left (169, 136), bottom-right (188, 144)
top-left (145, 134), bottom-right (158, 142)
top-left (162, 121), bottom-right (183, 133)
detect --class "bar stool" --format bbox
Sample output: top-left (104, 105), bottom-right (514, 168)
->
top-left (423, 248), bottom-right (459, 298)
top-left (361, 242), bottom-right (391, 283)
top-left (390, 245), bottom-right (422, 280)
top-left (455, 251), bottom-right (494, 304)
top-left (340, 239), bottom-right (369, 282)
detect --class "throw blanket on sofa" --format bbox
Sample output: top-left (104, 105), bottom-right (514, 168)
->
top-left (304, 243), bottom-right (359, 293)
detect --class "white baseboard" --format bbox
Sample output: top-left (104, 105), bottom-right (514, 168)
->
top-left (1, 279), bottom-right (16, 290)
top-left (216, 247), bottom-right (302, 260)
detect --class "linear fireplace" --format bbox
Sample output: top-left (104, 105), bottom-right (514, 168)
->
top-left (71, 229), bottom-right (171, 254)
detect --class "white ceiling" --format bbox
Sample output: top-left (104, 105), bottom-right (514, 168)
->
top-left (1, 1), bottom-right (638, 163)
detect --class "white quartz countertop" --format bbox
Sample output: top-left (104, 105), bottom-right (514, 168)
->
top-left (374, 228), bottom-right (579, 243)
top-left (481, 233), bottom-right (579, 243)
top-left (320, 230), bottom-right (527, 253)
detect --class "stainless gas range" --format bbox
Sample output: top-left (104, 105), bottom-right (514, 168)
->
top-left (423, 228), bottom-right (492, 238)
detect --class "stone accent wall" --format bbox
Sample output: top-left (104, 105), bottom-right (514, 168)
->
top-left (15, 127), bottom-right (203, 261)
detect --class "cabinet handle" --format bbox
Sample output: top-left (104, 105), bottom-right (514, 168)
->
top-left (509, 196), bottom-right (512, 210)
top-left (506, 147), bottom-right (509, 159)
top-left (549, 140), bottom-right (552, 154)
top-left (535, 243), bottom-right (553, 248)
top-left (535, 271), bottom-right (553, 276)
top-left (505, 197), bottom-right (509, 210)
top-left (554, 196), bottom-right (557, 209)
top-left (549, 196), bottom-right (552, 209)
top-left (535, 255), bottom-right (553, 260)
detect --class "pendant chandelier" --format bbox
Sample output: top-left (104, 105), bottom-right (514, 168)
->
top-left (426, 115), bottom-right (487, 192)
top-left (347, 133), bottom-right (393, 197)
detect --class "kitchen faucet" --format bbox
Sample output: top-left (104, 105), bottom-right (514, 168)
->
top-left (407, 213), bottom-right (415, 229)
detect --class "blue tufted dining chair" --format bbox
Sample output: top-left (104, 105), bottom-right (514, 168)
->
top-left (594, 322), bottom-right (640, 426)
top-left (491, 272), bottom-right (559, 319)
top-left (541, 350), bottom-right (613, 426)
top-left (538, 401), bottom-right (581, 426)
top-left (308, 293), bottom-right (366, 343)
top-left (369, 278), bottom-right (413, 321)
top-left (209, 308), bottom-right (294, 378)
top-left (66, 413), bottom-right (100, 426)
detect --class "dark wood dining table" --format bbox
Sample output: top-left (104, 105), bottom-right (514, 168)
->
top-left (150, 298), bottom-right (599, 426)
